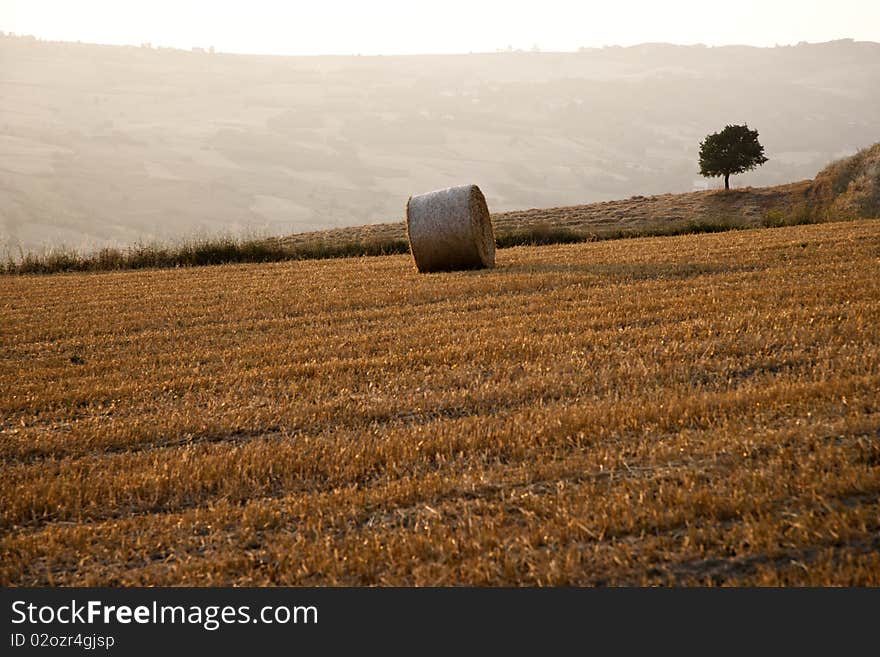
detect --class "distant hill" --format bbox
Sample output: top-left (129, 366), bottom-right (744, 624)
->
top-left (1, 34), bottom-right (878, 252)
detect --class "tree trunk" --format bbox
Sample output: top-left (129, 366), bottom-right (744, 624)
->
top-left (724, 173), bottom-right (730, 190)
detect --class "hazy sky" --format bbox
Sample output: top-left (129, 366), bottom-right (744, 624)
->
top-left (2, 0), bottom-right (879, 55)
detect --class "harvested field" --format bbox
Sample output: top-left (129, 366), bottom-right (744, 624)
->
top-left (1, 219), bottom-right (879, 585)
top-left (280, 181), bottom-right (813, 247)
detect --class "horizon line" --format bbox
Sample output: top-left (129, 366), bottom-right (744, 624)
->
top-left (1, 31), bottom-right (874, 59)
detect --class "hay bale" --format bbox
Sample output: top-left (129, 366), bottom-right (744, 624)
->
top-left (406, 184), bottom-right (495, 272)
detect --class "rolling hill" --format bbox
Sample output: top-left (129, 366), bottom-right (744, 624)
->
top-left (2, 34), bottom-right (878, 253)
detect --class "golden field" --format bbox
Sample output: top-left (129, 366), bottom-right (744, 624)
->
top-left (1, 219), bottom-right (879, 585)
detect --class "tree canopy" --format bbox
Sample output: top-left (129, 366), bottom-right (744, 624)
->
top-left (699, 124), bottom-right (768, 189)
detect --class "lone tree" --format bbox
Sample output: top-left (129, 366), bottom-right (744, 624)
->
top-left (699, 124), bottom-right (768, 190)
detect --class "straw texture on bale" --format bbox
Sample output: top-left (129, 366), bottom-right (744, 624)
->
top-left (405, 184), bottom-right (495, 272)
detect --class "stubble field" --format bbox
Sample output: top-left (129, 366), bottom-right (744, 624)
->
top-left (1, 219), bottom-right (879, 585)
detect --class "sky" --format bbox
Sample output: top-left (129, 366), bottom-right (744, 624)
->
top-left (2, 0), bottom-right (879, 56)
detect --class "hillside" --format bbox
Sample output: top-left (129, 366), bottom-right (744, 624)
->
top-left (280, 180), bottom-right (814, 248)
top-left (280, 143), bottom-right (880, 247)
top-left (2, 34), bottom-right (879, 252)
top-left (810, 141), bottom-right (880, 218)
top-left (2, 219), bottom-right (878, 585)
top-left (3, 142), bottom-right (877, 275)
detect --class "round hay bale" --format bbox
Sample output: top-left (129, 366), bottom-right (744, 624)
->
top-left (405, 184), bottom-right (495, 273)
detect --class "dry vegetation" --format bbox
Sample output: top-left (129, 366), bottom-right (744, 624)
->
top-left (280, 180), bottom-right (815, 248)
top-left (0, 181), bottom-right (817, 275)
top-left (2, 219), bottom-right (879, 585)
top-left (810, 142), bottom-right (880, 220)
top-left (279, 143), bottom-right (878, 250)
top-left (6, 141), bottom-right (877, 275)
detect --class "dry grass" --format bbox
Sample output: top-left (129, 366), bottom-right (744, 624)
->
top-left (810, 143), bottom-right (880, 220)
top-left (1, 219), bottom-right (879, 586)
top-left (282, 181), bottom-right (816, 249)
top-left (0, 176), bottom-right (857, 275)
